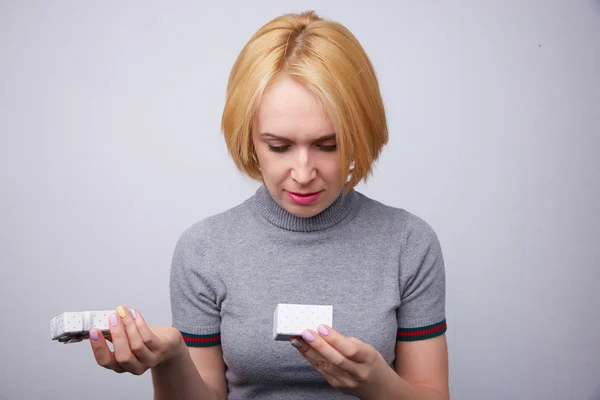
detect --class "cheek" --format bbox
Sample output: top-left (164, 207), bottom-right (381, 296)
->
top-left (319, 154), bottom-right (343, 180)
top-left (257, 153), bottom-right (288, 179)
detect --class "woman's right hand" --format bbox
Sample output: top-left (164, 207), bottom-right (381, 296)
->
top-left (90, 306), bottom-right (184, 375)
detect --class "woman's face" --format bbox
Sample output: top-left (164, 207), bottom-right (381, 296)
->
top-left (252, 73), bottom-right (344, 218)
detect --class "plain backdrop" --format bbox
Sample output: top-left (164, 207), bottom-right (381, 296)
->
top-left (1, 1), bottom-right (599, 399)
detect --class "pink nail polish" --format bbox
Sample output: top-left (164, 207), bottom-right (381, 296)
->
top-left (302, 330), bottom-right (315, 342)
top-left (317, 325), bottom-right (329, 336)
top-left (90, 330), bottom-right (99, 341)
top-left (109, 313), bottom-right (119, 327)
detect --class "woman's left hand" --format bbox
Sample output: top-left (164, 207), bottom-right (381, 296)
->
top-left (291, 325), bottom-right (393, 399)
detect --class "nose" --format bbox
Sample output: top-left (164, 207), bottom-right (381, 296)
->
top-left (290, 148), bottom-right (316, 184)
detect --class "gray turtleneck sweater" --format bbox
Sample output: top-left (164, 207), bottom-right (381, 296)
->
top-left (169, 185), bottom-right (447, 399)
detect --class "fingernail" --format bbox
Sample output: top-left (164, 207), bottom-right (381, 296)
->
top-left (130, 309), bottom-right (137, 319)
top-left (290, 339), bottom-right (302, 349)
top-left (317, 325), bottom-right (329, 336)
top-left (89, 330), bottom-right (99, 341)
top-left (109, 313), bottom-right (119, 327)
top-left (302, 330), bottom-right (315, 342)
top-left (116, 306), bottom-right (127, 318)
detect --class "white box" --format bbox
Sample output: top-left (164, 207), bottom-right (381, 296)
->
top-left (273, 303), bottom-right (333, 341)
top-left (50, 309), bottom-right (130, 344)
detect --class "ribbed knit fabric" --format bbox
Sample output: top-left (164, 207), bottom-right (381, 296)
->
top-left (170, 185), bottom-right (447, 399)
top-left (253, 185), bottom-right (358, 232)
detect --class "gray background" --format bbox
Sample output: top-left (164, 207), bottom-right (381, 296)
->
top-left (1, 1), bottom-right (599, 399)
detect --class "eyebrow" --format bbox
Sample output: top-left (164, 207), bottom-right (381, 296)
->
top-left (260, 133), bottom-right (336, 141)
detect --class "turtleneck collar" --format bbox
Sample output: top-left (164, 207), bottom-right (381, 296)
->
top-left (253, 185), bottom-right (359, 232)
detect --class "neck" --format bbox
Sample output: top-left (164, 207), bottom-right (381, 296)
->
top-left (253, 185), bottom-right (359, 232)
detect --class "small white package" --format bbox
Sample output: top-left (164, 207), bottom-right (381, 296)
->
top-left (273, 303), bottom-right (333, 341)
top-left (50, 309), bottom-right (131, 344)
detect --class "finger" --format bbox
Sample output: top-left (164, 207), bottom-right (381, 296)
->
top-left (116, 306), bottom-right (156, 366)
top-left (108, 308), bottom-right (145, 375)
top-left (131, 308), bottom-right (162, 353)
top-left (303, 328), bottom-right (369, 379)
top-left (89, 328), bottom-right (126, 373)
top-left (302, 328), bottom-right (354, 367)
top-left (317, 325), bottom-right (370, 363)
top-left (291, 337), bottom-right (350, 382)
top-left (296, 330), bottom-right (360, 376)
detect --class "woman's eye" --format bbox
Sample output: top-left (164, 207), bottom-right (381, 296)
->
top-left (318, 144), bottom-right (337, 152)
top-left (267, 143), bottom-right (337, 153)
top-left (267, 144), bottom-right (289, 153)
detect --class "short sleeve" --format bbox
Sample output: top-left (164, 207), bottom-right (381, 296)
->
top-left (396, 214), bottom-right (447, 341)
top-left (170, 223), bottom-right (223, 347)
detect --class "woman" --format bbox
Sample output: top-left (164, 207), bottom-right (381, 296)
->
top-left (90, 10), bottom-right (449, 400)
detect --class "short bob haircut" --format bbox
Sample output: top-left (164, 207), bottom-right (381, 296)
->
top-left (221, 10), bottom-right (388, 190)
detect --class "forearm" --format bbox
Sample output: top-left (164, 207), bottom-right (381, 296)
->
top-left (151, 340), bottom-right (220, 400)
top-left (370, 367), bottom-right (448, 400)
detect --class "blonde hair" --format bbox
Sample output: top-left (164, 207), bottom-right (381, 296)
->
top-left (221, 10), bottom-right (388, 190)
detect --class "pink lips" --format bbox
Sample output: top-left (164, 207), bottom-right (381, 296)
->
top-left (286, 191), bottom-right (321, 205)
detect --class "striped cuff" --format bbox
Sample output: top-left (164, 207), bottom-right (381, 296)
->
top-left (397, 319), bottom-right (447, 341)
top-left (180, 331), bottom-right (221, 347)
